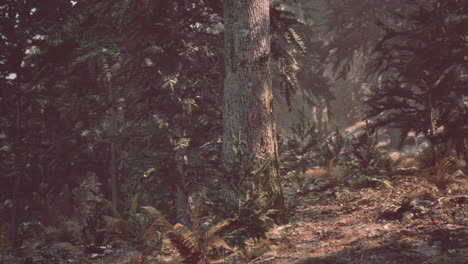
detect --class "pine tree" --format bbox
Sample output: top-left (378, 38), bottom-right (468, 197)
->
top-left (222, 0), bottom-right (287, 223)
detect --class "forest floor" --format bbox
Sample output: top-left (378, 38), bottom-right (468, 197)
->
top-left (257, 169), bottom-right (467, 264)
top-left (97, 163), bottom-right (467, 264)
top-left (2, 161), bottom-right (467, 264)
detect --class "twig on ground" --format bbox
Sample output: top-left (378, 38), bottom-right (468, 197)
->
top-left (383, 189), bottom-right (393, 203)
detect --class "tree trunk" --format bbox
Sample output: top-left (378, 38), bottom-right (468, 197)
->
top-left (8, 98), bottom-right (22, 244)
top-left (108, 82), bottom-right (119, 209)
top-left (8, 175), bottom-right (22, 244)
top-left (223, 0), bottom-right (287, 223)
top-left (317, 97), bottom-right (323, 131)
top-left (428, 95), bottom-right (438, 165)
top-left (321, 97), bottom-right (329, 131)
top-left (174, 114), bottom-right (192, 227)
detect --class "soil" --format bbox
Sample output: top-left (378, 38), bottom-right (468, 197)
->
top-left (2, 166), bottom-right (466, 264)
top-left (97, 167), bottom-right (467, 264)
top-left (256, 170), bottom-right (467, 264)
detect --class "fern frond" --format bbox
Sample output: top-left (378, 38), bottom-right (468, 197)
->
top-left (113, 218), bottom-right (130, 234)
top-left (143, 225), bottom-right (160, 242)
top-left (114, 0), bottom-right (131, 32)
top-left (104, 200), bottom-right (123, 219)
top-left (142, 210), bottom-right (201, 262)
top-left (96, 52), bottom-right (112, 81)
top-left (287, 28), bottom-right (306, 53)
top-left (142, 206), bottom-right (173, 231)
top-left (276, 56), bottom-right (299, 110)
top-left (100, 215), bottom-right (132, 238)
top-left (201, 219), bottom-right (231, 243)
top-left (166, 229), bottom-right (201, 264)
top-left (191, 199), bottom-right (207, 235)
top-left (201, 235), bottom-right (232, 251)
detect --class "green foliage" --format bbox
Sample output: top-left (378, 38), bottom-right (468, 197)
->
top-left (12, 222), bottom-right (90, 263)
top-left (198, 163), bottom-right (281, 251)
top-left (378, 197), bottom-right (430, 222)
top-left (279, 116), bottom-right (396, 190)
top-left (367, 0), bottom-right (468, 158)
top-left (322, 0), bottom-right (408, 78)
top-left (227, 238), bottom-right (272, 263)
top-left (1, 0), bottom-right (227, 242)
top-left (186, 191), bottom-right (279, 252)
top-left (0, 0), bottom-right (320, 240)
top-left (225, 208), bottom-right (278, 249)
top-left (99, 195), bottom-right (164, 257)
top-left (351, 124), bottom-right (393, 173)
top-left (18, 241), bottom-right (88, 264)
top-left (421, 153), bottom-right (460, 191)
top-left (321, 127), bottom-right (348, 167)
top-left (271, 0), bottom-right (310, 109)
top-left (143, 203), bottom-right (233, 264)
top-left (220, 131), bottom-right (286, 222)
top-left (416, 147), bottom-right (437, 170)
top-left (344, 122), bottom-right (395, 187)
top-left (280, 108), bottom-right (323, 177)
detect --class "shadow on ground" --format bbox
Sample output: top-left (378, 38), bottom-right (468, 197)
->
top-left (293, 227), bottom-right (467, 264)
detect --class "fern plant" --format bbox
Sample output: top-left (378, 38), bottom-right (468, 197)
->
top-left (225, 207), bottom-right (277, 250)
top-left (98, 194), bottom-right (165, 255)
top-left (281, 108), bottom-right (322, 177)
top-left (271, 0), bottom-right (308, 109)
top-left (345, 121), bottom-right (394, 187)
top-left (142, 204), bottom-right (233, 264)
top-left (100, 200), bottom-right (137, 241)
top-left (321, 127), bottom-right (348, 167)
top-left (421, 154), bottom-right (461, 191)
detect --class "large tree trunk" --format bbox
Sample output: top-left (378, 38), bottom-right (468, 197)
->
top-left (223, 0), bottom-right (287, 223)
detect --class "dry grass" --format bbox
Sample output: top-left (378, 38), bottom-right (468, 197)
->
top-left (416, 147), bottom-right (436, 169)
top-left (417, 146), bottom-right (467, 191)
top-left (232, 239), bottom-right (272, 263)
top-left (303, 166), bottom-right (348, 189)
top-left (321, 166), bottom-right (348, 187)
top-left (303, 167), bottom-right (328, 179)
top-left (421, 157), bottom-right (456, 191)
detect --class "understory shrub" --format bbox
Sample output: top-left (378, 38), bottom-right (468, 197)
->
top-left (344, 122), bottom-right (396, 187)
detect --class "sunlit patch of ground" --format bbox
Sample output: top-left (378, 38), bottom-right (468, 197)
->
top-left (261, 173), bottom-right (467, 264)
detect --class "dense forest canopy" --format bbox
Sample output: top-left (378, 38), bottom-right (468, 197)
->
top-left (0, 0), bottom-right (467, 263)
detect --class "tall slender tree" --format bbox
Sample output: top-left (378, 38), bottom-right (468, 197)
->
top-left (223, 0), bottom-right (287, 223)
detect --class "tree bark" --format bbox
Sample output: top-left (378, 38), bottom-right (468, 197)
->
top-left (108, 82), bottom-right (119, 209)
top-left (174, 114), bottom-right (192, 227)
top-left (8, 175), bottom-right (22, 244)
top-left (223, 0), bottom-right (287, 223)
top-left (8, 98), bottom-right (23, 244)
